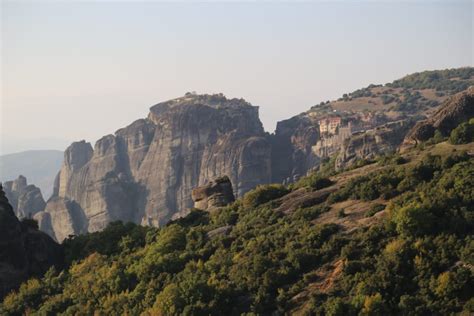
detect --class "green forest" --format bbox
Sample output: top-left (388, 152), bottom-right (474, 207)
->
top-left (1, 137), bottom-right (473, 315)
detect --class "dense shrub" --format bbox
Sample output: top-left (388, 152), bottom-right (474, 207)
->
top-left (242, 184), bottom-right (289, 208)
top-left (387, 68), bottom-right (474, 93)
top-left (328, 168), bottom-right (403, 203)
top-left (377, 153), bottom-right (407, 166)
top-left (20, 218), bottom-right (39, 230)
top-left (366, 204), bottom-right (386, 217)
top-left (63, 221), bottom-right (152, 265)
top-left (292, 172), bottom-right (333, 190)
top-left (449, 119), bottom-right (474, 144)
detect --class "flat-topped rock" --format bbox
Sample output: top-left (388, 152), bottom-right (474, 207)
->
top-left (44, 93), bottom-right (270, 237)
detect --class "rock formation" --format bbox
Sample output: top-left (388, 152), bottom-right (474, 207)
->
top-left (34, 197), bottom-right (87, 242)
top-left (0, 184), bottom-right (63, 299)
top-left (44, 94), bottom-right (271, 240)
top-left (402, 87), bottom-right (474, 148)
top-left (34, 85), bottom-right (473, 240)
top-left (191, 176), bottom-right (235, 211)
top-left (336, 119), bottom-right (415, 169)
top-left (0, 150), bottom-right (63, 199)
top-left (270, 115), bottom-right (320, 184)
top-left (3, 175), bottom-right (46, 219)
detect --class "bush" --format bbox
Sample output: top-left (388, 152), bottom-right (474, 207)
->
top-left (366, 204), bottom-right (385, 217)
top-left (387, 68), bottom-right (474, 93)
top-left (378, 154), bottom-right (407, 166)
top-left (63, 221), bottom-right (152, 265)
top-left (293, 173), bottom-right (333, 190)
top-left (393, 204), bottom-right (436, 237)
top-left (242, 184), bottom-right (290, 208)
top-left (20, 218), bottom-right (39, 230)
top-left (381, 94), bottom-right (395, 105)
top-left (449, 120), bottom-right (474, 145)
top-left (427, 129), bottom-right (446, 145)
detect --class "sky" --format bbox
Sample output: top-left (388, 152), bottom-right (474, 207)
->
top-left (1, 0), bottom-right (472, 155)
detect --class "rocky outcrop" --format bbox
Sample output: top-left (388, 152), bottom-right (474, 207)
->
top-left (336, 119), bottom-right (415, 169)
top-left (192, 176), bottom-right (235, 211)
top-left (3, 175), bottom-right (46, 219)
top-left (0, 150), bottom-right (63, 199)
top-left (271, 115), bottom-right (320, 184)
top-left (34, 197), bottom-right (87, 242)
top-left (39, 87), bottom-right (462, 240)
top-left (45, 94), bottom-right (271, 237)
top-left (0, 185), bottom-right (63, 299)
top-left (402, 87), bottom-right (474, 147)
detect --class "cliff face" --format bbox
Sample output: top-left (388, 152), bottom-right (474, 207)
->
top-left (271, 115), bottom-right (320, 184)
top-left (34, 197), bottom-right (87, 242)
top-left (335, 120), bottom-right (415, 169)
top-left (0, 185), bottom-right (62, 299)
top-left (44, 94), bottom-right (271, 240)
top-left (3, 175), bottom-right (46, 219)
top-left (36, 85), bottom-right (473, 241)
top-left (402, 87), bottom-right (474, 147)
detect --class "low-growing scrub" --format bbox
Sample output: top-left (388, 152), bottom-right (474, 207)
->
top-left (242, 184), bottom-right (289, 209)
top-left (292, 173), bottom-right (333, 191)
top-left (365, 203), bottom-right (386, 217)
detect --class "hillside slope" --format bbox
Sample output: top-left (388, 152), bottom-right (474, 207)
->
top-left (272, 67), bottom-right (474, 180)
top-left (2, 137), bottom-right (473, 315)
top-left (402, 86), bottom-right (474, 147)
top-left (0, 185), bottom-right (63, 300)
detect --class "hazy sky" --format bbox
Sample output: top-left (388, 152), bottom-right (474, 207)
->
top-left (1, 0), bottom-right (472, 154)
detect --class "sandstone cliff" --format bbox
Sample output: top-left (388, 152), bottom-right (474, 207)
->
top-left (3, 175), bottom-right (46, 219)
top-left (402, 87), bottom-right (474, 147)
top-left (44, 94), bottom-right (271, 240)
top-left (0, 185), bottom-right (63, 299)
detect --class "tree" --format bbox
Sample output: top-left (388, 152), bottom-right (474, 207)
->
top-left (393, 204), bottom-right (435, 237)
top-left (449, 121), bottom-right (474, 145)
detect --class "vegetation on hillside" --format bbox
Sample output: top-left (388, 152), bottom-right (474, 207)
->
top-left (387, 68), bottom-right (474, 93)
top-left (2, 142), bottom-right (473, 315)
top-left (311, 67), bottom-right (473, 114)
top-left (449, 118), bottom-right (474, 145)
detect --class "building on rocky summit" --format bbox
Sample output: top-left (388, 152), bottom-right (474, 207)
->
top-left (318, 116), bottom-right (342, 134)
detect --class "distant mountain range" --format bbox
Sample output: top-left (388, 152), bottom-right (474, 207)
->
top-left (0, 150), bottom-right (63, 199)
